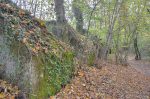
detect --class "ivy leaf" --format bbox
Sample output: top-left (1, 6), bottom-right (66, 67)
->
top-left (78, 71), bottom-right (84, 77)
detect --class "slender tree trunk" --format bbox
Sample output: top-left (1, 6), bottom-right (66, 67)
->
top-left (115, 19), bottom-right (121, 64)
top-left (39, 1), bottom-right (43, 19)
top-left (103, 0), bottom-right (123, 60)
top-left (29, 0), bottom-right (34, 12)
top-left (134, 32), bottom-right (141, 60)
top-left (31, 0), bottom-right (38, 17)
top-left (23, 0), bottom-right (26, 9)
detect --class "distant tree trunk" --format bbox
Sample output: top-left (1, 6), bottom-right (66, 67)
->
top-left (33, 0), bottom-right (38, 17)
top-left (134, 32), bottom-right (141, 60)
top-left (72, 0), bottom-right (84, 34)
top-left (103, 0), bottom-right (123, 60)
top-left (29, 0), bottom-right (34, 12)
top-left (39, 1), bottom-right (43, 19)
top-left (23, 0), bottom-right (26, 9)
top-left (115, 20), bottom-right (121, 64)
top-left (54, 0), bottom-right (67, 23)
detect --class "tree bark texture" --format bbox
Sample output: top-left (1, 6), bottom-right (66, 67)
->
top-left (72, 0), bottom-right (84, 34)
top-left (54, 0), bottom-right (66, 23)
top-left (134, 33), bottom-right (141, 60)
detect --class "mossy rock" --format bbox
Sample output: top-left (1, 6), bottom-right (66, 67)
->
top-left (0, 2), bottom-right (75, 99)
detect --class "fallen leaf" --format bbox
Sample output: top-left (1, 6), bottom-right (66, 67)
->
top-left (19, 10), bottom-right (25, 17)
top-left (32, 48), bottom-right (38, 54)
top-left (50, 96), bottom-right (55, 99)
top-left (22, 38), bottom-right (27, 43)
top-left (11, 95), bottom-right (15, 99)
top-left (78, 71), bottom-right (84, 77)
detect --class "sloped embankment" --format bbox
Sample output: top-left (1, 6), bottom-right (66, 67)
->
top-left (0, 2), bottom-right (76, 98)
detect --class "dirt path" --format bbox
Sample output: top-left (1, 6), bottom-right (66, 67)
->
top-left (128, 55), bottom-right (150, 76)
top-left (128, 60), bottom-right (150, 76)
top-left (55, 62), bottom-right (150, 99)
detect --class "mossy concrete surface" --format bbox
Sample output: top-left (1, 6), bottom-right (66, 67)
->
top-left (0, 2), bottom-right (75, 98)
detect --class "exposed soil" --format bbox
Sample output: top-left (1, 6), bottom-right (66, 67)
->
top-left (55, 61), bottom-right (150, 99)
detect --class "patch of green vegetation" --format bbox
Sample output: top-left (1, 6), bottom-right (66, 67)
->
top-left (87, 53), bottom-right (95, 66)
top-left (46, 51), bottom-right (74, 94)
top-left (31, 51), bottom-right (74, 98)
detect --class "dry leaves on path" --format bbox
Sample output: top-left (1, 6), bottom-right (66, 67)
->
top-left (0, 80), bottom-right (20, 99)
top-left (56, 63), bottom-right (150, 99)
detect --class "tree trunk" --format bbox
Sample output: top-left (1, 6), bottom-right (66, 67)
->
top-left (33, 0), bottom-right (38, 17)
top-left (103, 0), bottom-right (123, 60)
top-left (134, 33), bottom-right (141, 60)
top-left (72, 0), bottom-right (84, 34)
top-left (54, 0), bottom-right (66, 23)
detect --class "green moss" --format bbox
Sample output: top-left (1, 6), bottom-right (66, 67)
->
top-left (87, 53), bottom-right (95, 66)
top-left (30, 54), bottom-right (48, 99)
top-left (29, 51), bottom-right (74, 98)
top-left (46, 51), bottom-right (74, 95)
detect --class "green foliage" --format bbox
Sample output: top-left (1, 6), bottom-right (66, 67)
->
top-left (89, 27), bottom-right (107, 42)
top-left (87, 53), bottom-right (95, 66)
top-left (31, 52), bottom-right (74, 99)
top-left (45, 51), bottom-right (74, 95)
top-left (31, 51), bottom-right (74, 98)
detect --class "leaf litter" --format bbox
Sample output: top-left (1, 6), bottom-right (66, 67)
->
top-left (55, 62), bottom-right (150, 99)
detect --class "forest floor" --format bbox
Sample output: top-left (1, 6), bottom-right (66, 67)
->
top-left (55, 60), bottom-right (150, 99)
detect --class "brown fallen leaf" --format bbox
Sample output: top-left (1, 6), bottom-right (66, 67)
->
top-left (11, 95), bottom-right (15, 99)
top-left (50, 96), bottom-right (55, 99)
top-left (19, 9), bottom-right (25, 17)
top-left (78, 71), bottom-right (84, 77)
